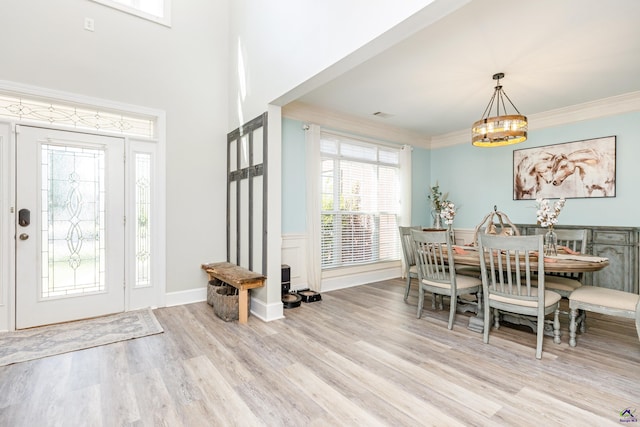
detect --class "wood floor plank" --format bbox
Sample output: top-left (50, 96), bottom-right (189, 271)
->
top-left (281, 362), bottom-right (388, 427)
top-left (61, 383), bottom-right (103, 427)
top-left (13, 353), bottom-right (73, 426)
top-left (182, 355), bottom-right (265, 426)
top-left (322, 349), bottom-right (466, 426)
top-left (353, 340), bottom-right (502, 419)
top-left (98, 342), bottom-right (142, 426)
top-left (0, 277), bottom-right (639, 426)
top-left (130, 367), bottom-right (183, 426)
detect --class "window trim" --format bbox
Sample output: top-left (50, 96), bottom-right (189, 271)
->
top-left (320, 131), bottom-right (402, 270)
top-left (91, 0), bottom-right (172, 27)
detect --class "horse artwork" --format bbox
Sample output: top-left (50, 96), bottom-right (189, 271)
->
top-left (513, 136), bottom-right (616, 200)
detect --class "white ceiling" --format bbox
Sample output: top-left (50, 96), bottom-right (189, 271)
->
top-left (290, 0), bottom-right (640, 141)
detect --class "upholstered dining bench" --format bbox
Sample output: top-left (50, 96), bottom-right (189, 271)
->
top-left (569, 286), bottom-right (640, 347)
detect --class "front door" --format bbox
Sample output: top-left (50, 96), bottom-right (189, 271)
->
top-left (16, 125), bottom-right (125, 329)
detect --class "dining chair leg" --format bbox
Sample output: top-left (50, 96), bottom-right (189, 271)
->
top-left (417, 286), bottom-right (424, 319)
top-left (579, 310), bottom-right (587, 333)
top-left (553, 308), bottom-right (561, 344)
top-left (635, 305), bottom-right (640, 341)
top-left (569, 308), bottom-right (578, 347)
top-left (536, 312), bottom-right (544, 359)
top-left (404, 275), bottom-right (411, 301)
top-left (448, 294), bottom-right (456, 330)
top-left (483, 301), bottom-right (491, 344)
top-left (493, 308), bottom-right (501, 329)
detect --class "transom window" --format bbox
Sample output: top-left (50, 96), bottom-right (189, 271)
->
top-left (91, 0), bottom-right (171, 26)
top-left (0, 92), bottom-right (155, 138)
top-left (320, 133), bottom-right (401, 269)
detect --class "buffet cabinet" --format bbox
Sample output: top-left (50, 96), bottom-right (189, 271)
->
top-left (517, 224), bottom-right (640, 294)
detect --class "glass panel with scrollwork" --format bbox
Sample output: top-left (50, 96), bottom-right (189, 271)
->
top-left (41, 144), bottom-right (106, 298)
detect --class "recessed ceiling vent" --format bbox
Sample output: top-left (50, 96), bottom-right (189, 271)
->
top-left (372, 111), bottom-right (394, 119)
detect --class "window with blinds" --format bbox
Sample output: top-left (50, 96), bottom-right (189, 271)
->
top-left (320, 133), bottom-right (401, 269)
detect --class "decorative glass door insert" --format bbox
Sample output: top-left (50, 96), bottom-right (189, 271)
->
top-left (41, 143), bottom-right (106, 298)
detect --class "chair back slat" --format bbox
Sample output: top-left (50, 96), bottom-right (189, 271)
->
top-left (399, 226), bottom-right (423, 266)
top-left (534, 228), bottom-right (588, 281)
top-left (478, 234), bottom-right (544, 304)
top-left (411, 229), bottom-right (454, 287)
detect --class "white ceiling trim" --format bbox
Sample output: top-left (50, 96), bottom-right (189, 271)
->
top-left (431, 91), bottom-right (640, 149)
top-left (282, 101), bottom-right (430, 147)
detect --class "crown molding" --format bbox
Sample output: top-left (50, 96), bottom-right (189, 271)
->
top-left (530, 90), bottom-right (640, 129)
top-left (282, 101), bottom-right (430, 148)
top-left (284, 91), bottom-right (640, 151)
top-left (431, 91), bottom-right (640, 149)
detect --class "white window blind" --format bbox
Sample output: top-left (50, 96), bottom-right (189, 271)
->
top-left (320, 133), bottom-right (401, 269)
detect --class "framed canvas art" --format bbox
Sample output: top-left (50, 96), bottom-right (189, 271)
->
top-left (513, 136), bottom-right (616, 200)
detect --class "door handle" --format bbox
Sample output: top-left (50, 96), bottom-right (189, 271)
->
top-left (18, 208), bottom-right (30, 227)
top-left (19, 233), bottom-right (29, 240)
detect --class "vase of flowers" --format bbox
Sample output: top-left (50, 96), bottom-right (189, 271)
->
top-left (536, 197), bottom-right (566, 256)
top-left (431, 210), bottom-right (443, 229)
top-left (428, 183), bottom-right (449, 229)
top-left (440, 202), bottom-right (457, 243)
top-left (544, 229), bottom-right (558, 256)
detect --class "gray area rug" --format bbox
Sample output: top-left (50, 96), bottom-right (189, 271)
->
top-left (0, 309), bottom-right (163, 366)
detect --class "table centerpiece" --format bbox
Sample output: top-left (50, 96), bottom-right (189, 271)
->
top-left (536, 197), bottom-right (566, 256)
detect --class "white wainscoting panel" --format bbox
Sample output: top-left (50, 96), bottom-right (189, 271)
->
top-left (282, 234), bottom-right (406, 292)
top-left (281, 234), bottom-right (308, 290)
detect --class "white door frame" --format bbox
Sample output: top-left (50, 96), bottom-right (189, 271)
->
top-left (0, 81), bottom-right (166, 332)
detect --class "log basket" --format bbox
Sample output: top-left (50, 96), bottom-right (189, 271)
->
top-left (208, 280), bottom-right (249, 322)
top-left (207, 279), bottom-right (225, 306)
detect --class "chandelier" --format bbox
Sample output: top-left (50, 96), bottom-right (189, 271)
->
top-left (472, 72), bottom-right (528, 147)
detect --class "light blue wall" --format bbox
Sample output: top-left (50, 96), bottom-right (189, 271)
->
top-left (430, 112), bottom-right (640, 228)
top-left (282, 111), bottom-right (640, 233)
top-left (411, 146), bottom-right (432, 226)
top-left (282, 118), bottom-right (307, 233)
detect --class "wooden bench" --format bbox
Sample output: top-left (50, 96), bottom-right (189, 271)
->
top-left (201, 262), bottom-right (266, 324)
top-left (569, 286), bottom-right (640, 347)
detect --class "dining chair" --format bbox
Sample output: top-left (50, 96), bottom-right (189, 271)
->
top-left (533, 228), bottom-right (589, 298)
top-left (399, 226), bottom-right (421, 301)
top-left (411, 229), bottom-right (482, 330)
top-left (568, 286), bottom-right (640, 347)
top-left (477, 233), bottom-right (562, 359)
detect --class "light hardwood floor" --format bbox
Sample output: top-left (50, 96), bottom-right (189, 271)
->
top-left (1, 278), bottom-right (639, 426)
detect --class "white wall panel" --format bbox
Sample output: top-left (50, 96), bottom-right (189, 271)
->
top-left (281, 234), bottom-right (308, 290)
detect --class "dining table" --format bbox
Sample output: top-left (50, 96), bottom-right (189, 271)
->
top-left (449, 245), bottom-right (609, 273)
top-left (446, 245), bottom-right (610, 333)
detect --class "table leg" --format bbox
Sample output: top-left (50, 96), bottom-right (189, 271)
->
top-left (467, 289), bottom-right (486, 333)
top-left (238, 289), bottom-right (249, 324)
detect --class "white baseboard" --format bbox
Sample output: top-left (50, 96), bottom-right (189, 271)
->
top-left (165, 287), bottom-right (207, 307)
top-left (321, 265), bottom-right (401, 292)
top-left (165, 286), bottom-right (285, 322)
top-left (249, 298), bottom-right (285, 322)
